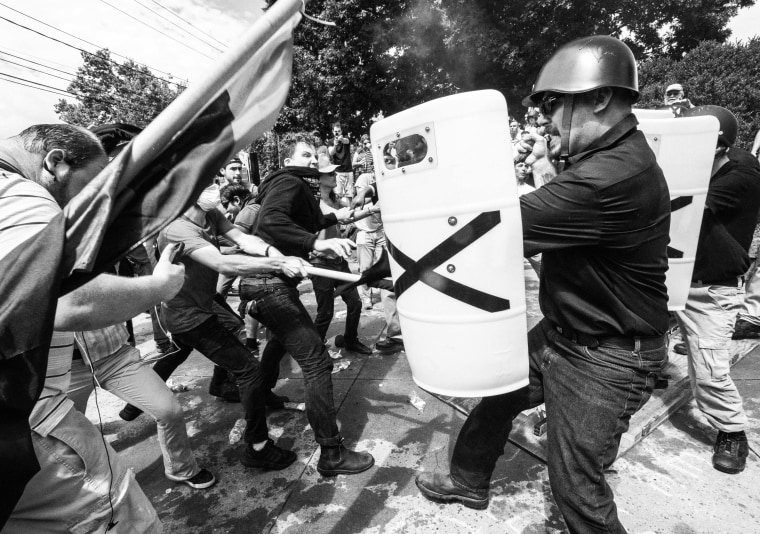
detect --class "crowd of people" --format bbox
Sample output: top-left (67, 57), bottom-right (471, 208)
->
top-left (2, 33), bottom-right (759, 534)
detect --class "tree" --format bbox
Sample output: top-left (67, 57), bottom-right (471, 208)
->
top-left (54, 49), bottom-right (183, 128)
top-left (637, 38), bottom-right (760, 151)
top-left (271, 0), bottom-right (755, 132)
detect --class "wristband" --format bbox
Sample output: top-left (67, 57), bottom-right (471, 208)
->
top-left (265, 245), bottom-right (272, 257)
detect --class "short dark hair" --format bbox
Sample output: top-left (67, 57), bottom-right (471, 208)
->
top-left (279, 133), bottom-right (317, 166)
top-left (19, 124), bottom-right (105, 169)
top-left (220, 183), bottom-right (251, 207)
top-left (224, 157), bottom-right (242, 168)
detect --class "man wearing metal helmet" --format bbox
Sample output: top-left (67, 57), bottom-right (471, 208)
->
top-left (674, 105), bottom-right (760, 474)
top-left (417, 36), bottom-right (671, 534)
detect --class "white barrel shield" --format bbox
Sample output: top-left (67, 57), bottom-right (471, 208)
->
top-left (632, 108), bottom-right (674, 120)
top-left (637, 115), bottom-right (719, 310)
top-left (370, 90), bottom-right (528, 397)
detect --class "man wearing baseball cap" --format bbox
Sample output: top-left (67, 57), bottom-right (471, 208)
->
top-left (663, 83), bottom-right (695, 116)
top-left (417, 35), bottom-right (671, 534)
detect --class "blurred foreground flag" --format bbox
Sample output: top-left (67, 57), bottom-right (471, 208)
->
top-left (62, 1), bottom-right (302, 289)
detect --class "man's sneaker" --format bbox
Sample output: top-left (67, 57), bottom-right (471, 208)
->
top-left (673, 342), bottom-right (687, 355)
top-left (416, 472), bottom-right (489, 510)
top-left (713, 430), bottom-right (749, 474)
top-left (343, 337), bottom-right (372, 355)
top-left (119, 404), bottom-right (143, 422)
top-left (375, 338), bottom-right (404, 354)
top-left (733, 317), bottom-right (760, 340)
top-left (240, 439), bottom-right (297, 470)
top-left (265, 391), bottom-right (290, 410)
top-left (177, 468), bottom-right (216, 489)
top-left (209, 383), bottom-right (241, 403)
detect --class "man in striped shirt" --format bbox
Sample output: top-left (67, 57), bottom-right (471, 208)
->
top-left (1, 124), bottom-right (185, 533)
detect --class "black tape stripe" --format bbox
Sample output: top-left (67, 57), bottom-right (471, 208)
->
top-left (387, 211), bottom-right (510, 312)
top-left (670, 196), bottom-right (693, 212)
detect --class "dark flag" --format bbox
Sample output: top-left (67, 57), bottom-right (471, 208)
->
top-left (0, 0), bottom-right (301, 522)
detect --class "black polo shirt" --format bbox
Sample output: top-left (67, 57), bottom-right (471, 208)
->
top-left (692, 147), bottom-right (760, 283)
top-left (520, 114), bottom-right (671, 338)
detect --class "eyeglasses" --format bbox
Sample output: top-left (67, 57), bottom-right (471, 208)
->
top-left (665, 90), bottom-right (682, 96)
top-left (538, 94), bottom-right (560, 116)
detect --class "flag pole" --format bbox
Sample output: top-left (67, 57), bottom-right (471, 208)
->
top-left (129, 0), bottom-right (306, 175)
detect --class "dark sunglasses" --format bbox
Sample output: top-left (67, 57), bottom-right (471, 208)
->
top-left (538, 94), bottom-right (560, 116)
top-left (666, 90), bottom-right (681, 96)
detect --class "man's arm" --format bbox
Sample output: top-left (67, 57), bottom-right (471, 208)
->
top-left (752, 130), bottom-right (760, 158)
top-left (55, 244), bottom-right (185, 330)
top-left (188, 243), bottom-right (309, 278)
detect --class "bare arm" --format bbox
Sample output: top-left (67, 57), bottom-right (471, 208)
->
top-left (188, 243), bottom-right (309, 278)
top-left (224, 226), bottom-right (271, 257)
top-left (55, 245), bottom-right (185, 331)
top-left (752, 130), bottom-right (760, 157)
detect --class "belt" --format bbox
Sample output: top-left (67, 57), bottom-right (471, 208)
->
top-left (553, 324), bottom-right (665, 350)
top-left (695, 277), bottom-right (741, 287)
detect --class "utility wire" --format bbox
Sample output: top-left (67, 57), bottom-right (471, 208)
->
top-left (0, 48), bottom-right (77, 77)
top-left (147, 0), bottom-right (229, 49)
top-left (0, 4), bottom-right (188, 87)
top-left (0, 71), bottom-right (69, 96)
top-left (131, 0), bottom-right (225, 53)
top-left (0, 76), bottom-right (71, 97)
top-left (99, 0), bottom-right (216, 60)
top-left (0, 56), bottom-right (74, 82)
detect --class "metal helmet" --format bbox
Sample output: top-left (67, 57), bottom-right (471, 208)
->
top-left (522, 35), bottom-right (639, 106)
top-left (679, 105), bottom-right (738, 147)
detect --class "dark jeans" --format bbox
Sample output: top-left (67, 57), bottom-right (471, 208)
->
top-left (150, 316), bottom-right (268, 444)
top-left (311, 258), bottom-right (362, 342)
top-left (450, 319), bottom-right (667, 534)
top-left (241, 279), bottom-right (341, 446)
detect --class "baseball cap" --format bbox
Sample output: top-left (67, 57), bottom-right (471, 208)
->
top-left (317, 154), bottom-right (339, 174)
top-left (665, 83), bottom-right (684, 93)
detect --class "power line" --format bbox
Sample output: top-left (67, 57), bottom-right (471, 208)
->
top-left (131, 0), bottom-right (226, 54)
top-left (0, 71), bottom-right (69, 96)
top-left (147, 0), bottom-right (229, 49)
top-left (0, 56), bottom-right (74, 82)
top-left (99, 0), bottom-right (217, 60)
top-left (0, 3), bottom-right (188, 87)
top-left (0, 48), bottom-right (77, 77)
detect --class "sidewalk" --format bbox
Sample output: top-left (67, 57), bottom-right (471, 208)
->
top-left (82, 267), bottom-right (760, 533)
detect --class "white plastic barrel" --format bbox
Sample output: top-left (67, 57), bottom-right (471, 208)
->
top-left (633, 108), bottom-right (674, 120)
top-left (370, 90), bottom-right (528, 397)
top-left (637, 115), bottom-right (719, 310)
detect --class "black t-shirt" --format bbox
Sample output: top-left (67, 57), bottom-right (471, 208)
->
top-left (331, 137), bottom-right (352, 172)
top-left (692, 148), bottom-right (760, 282)
top-left (520, 114), bottom-right (671, 338)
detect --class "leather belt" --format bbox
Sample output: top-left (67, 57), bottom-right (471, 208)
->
top-left (553, 324), bottom-right (665, 351)
top-left (695, 277), bottom-right (741, 287)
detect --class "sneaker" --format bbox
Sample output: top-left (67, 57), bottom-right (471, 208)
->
top-left (209, 382), bottom-right (241, 403)
top-left (713, 430), bottom-right (749, 474)
top-left (240, 439), bottom-right (297, 470)
top-left (375, 338), bottom-right (405, 353)
top-left (732, 317), bottom-right (760, 340)
top-left (416, 471), bottom-right (489, 510)
top-left (177, 468), bottom-right (216, 489)
top-left (265, 391), bottom-right (290, 410)
top-left (673, 342), bottom-right (687, 355)
top-left (343, 337), bottom-right (372, 355)
top-left (119, 404), bottom-right (143, 422)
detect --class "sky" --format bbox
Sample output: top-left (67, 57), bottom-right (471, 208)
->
top-left (0, 0), bottom-right (759, 139)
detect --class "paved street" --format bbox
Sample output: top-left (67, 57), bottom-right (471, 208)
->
top-left (80, 265), bottom-right (760, 533)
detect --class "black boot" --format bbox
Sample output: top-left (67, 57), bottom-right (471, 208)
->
top-left (317, 440), bottom-right (374, 476)
top-left (713, 430), bottom-right (749, 474)
top-left (416, 471), bottom-right (489, 509)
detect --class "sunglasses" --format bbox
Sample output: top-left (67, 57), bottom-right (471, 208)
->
top-left (665, 90), bottom-right (681, 96)
top-left (538, 94), bottom-right (560, 116)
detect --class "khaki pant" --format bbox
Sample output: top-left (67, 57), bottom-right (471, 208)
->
top-left (675, 283), bottom-right (748, 433)
top-left (4, 407), bottom-right (161, 534)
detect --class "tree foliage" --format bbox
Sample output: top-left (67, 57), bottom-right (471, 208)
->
top-left (637, 38), bottom-right (760, 150)
top-left (54, 49), bottom-right (183, 128)
top-left (272, 0), bottom-right (755, 137)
